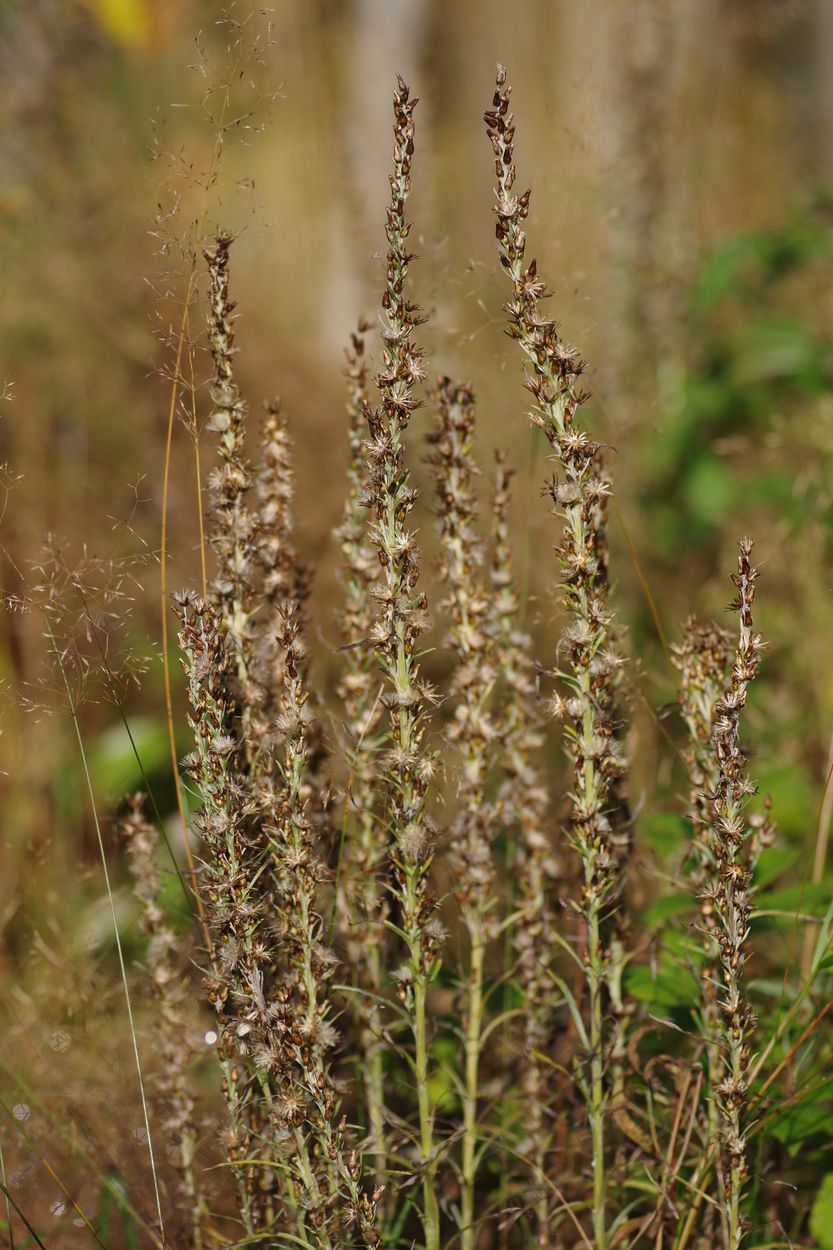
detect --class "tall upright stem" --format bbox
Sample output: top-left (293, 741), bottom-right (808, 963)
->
top-left (364, 78), bottom-right (440, 1250)
top-left (334, 323), bottom-right (390, 1191)
top-left (709, 539), bottom-right (763, 1250)
top-left (430, 376), bottom-right (500, 1249)
top-left (488, 451), bottom-right (553, 1244)
top-left (485, 66), bottom-right (631, 1245)
top-left (588, 907), bottom-right (606, 1250)
top-left (462, 922), bottom-right (485, 1249)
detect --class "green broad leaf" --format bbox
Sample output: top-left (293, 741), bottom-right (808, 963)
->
top-left (753, 846), bottom-right (797, 890)
top-left (644, 893), bottom-right (695, 932)
top-left (811, 1174), bottom-right (833, 1249)
top-left (755, 760), bottom-right (815, 840)
top-left (748, 977), bottom-right (801, 1001)
top-left (640, 812), bottom-right (687, 854)
top-left (772, 1102), bottom-right (831, 1157)
top-left (427, 1036), bottom-right (459, 1114)
top-left (728, 320), bottom-right (826, 389)
top-left (683, 455), bottom-right (734, 526)
top-left (88, 715), bottom-right (172, 801)
top-left (754, 878), bottom-right (833, 919)
top-left (769, 1078), bottom-right (833, 1157)
top-left (625, 963), bottom-right (699, 1011)
top-left (663, 928), bottom-right (706, 964)
top-left (691, 237), bottom-right (762, 314)
top-left (100, 1171), bottom-right (139, 1250)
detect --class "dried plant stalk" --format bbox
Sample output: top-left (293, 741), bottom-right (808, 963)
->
top-left (673, 619), bottom-right (734, 948)
top-left (175, 591), bottom-right (324, 1242)
top-left (14, 41), bottom-right (823, 1250)
top-left (429, 376), bottom-right (499, 1250)
top-left (121, 794), bottom-right (206, 1248)
top-left (673, 618), bottom-right (733, 1161)
top-left (255, 399), bottom-right (306, 611)
top-left (184, 230), bottom-right (383, 1244)
top-left (334, 321), bottom-right (390, 1189)
top-left (261, 599), bottom-right (383, 1249)
top-left (252, 399), bottom-right (313, 727)
top-left (488, 451), bottom-right (555, 1241)
top-left (203, 234), bottom-right (258, 732)
top-left (485, 64), bottom-right (630, 1249)
top-left (174, 590), bottom-right (266, 1236)
top-left (363, 77), bottom-right (442, 1250)
top-left (672, 607), bottom-right (774, 1246)
top-left (710, 539), bottom-right (763, 1250)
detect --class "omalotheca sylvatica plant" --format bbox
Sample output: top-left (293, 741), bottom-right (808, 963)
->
top-left (16, 62), bottom-right (832, 1250)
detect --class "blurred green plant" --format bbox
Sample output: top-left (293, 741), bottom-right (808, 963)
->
top-left (643, 193), bottom-right (833, 562)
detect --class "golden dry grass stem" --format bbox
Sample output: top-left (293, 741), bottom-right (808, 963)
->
top-left (614, 501), bottom-right (669, 656)
top-left (185, 308), bottom-right (209, 602)
top-left (160, 288), bottom-right (204, 924)
top-left (158, 56), bottom-right (241, 943)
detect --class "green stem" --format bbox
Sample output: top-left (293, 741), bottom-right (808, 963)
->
top-left (588, 904), bottom-right (607, 1250)
top-left (461, 919), bottom-right (485, 1250)
top-left (407, 864), bottom-right (439, 1250)
top-left (361, 938), bottom-right (388, 1191)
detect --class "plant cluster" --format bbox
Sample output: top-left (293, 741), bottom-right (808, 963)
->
top-left (12, 64), bottom-right (833, 1250)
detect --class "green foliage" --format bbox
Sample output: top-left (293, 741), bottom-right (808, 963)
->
top-left (811, 1173), bottom-right (833, 1249)
top-left (640, 197), bottom-right (833, 565)
top-left (625, 932), bottom-right (702, 1011)
top-left (769, 1076), bottom-right (833, 1158)
top-left (97, 1175), bottom-right (139, 1250)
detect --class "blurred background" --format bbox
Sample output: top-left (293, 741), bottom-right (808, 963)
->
top-left (3, 0), bottom-right (833, 1235)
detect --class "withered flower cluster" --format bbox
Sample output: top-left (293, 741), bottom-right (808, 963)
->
top-left (673, 618), bottom-right (735, 934)
top-left (250, 399), bottom-right (310, 729)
